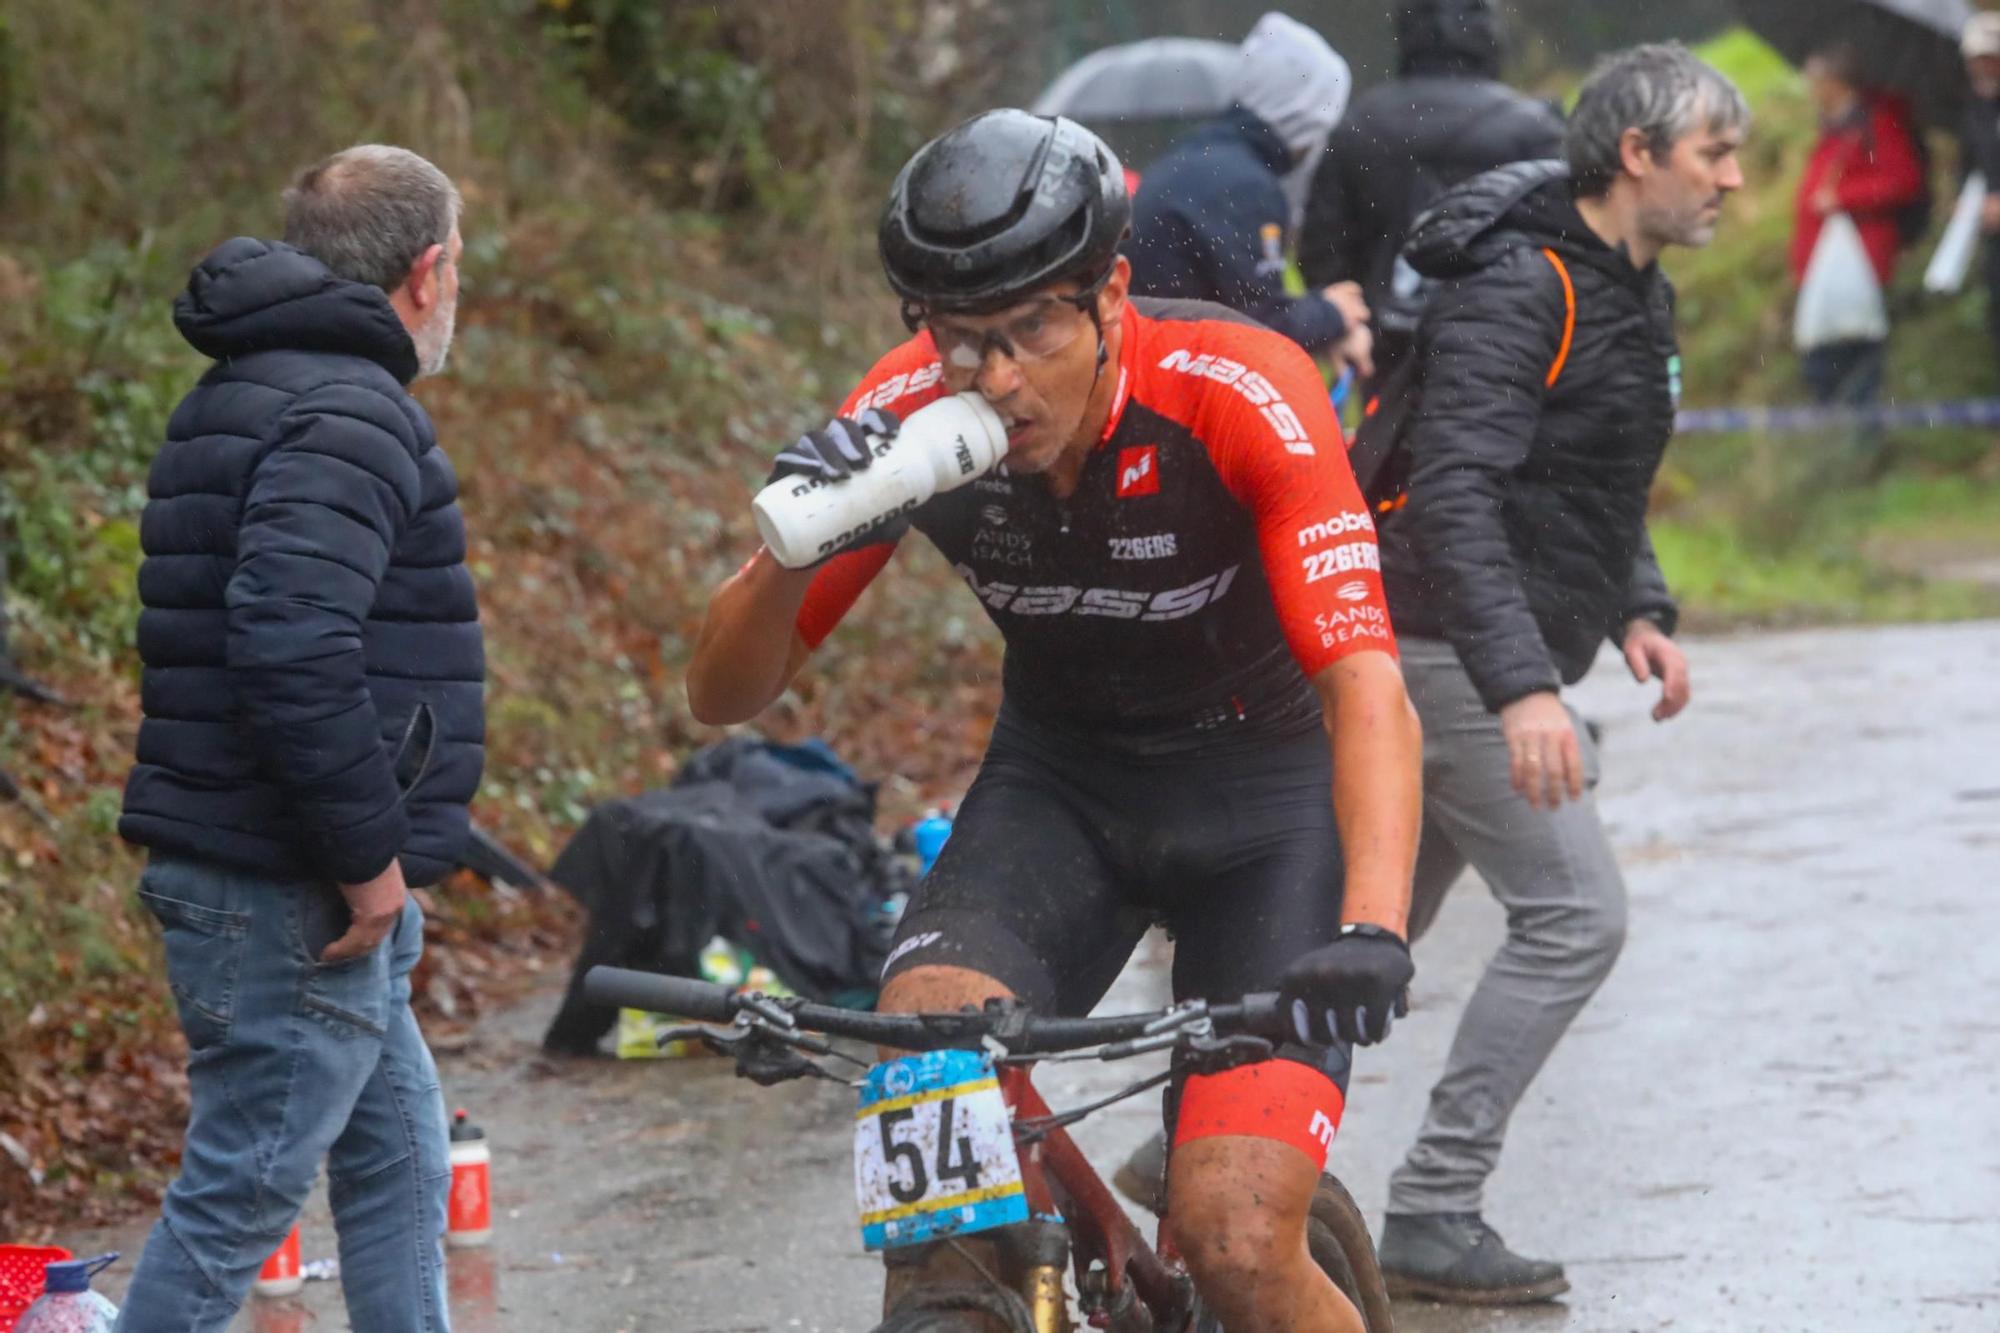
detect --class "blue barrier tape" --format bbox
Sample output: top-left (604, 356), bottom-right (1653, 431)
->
top-left (1676, 399), bottom-right (2000, 434)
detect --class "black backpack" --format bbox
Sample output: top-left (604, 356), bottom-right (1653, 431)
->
top-left (1348, 246), bottom-right (1577, 515)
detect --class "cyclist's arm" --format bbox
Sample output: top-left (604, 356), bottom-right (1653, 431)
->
top-left (688, 337), bottom-right (946, 725)
top-left (1201, 328), bottom-right (1420, 935)
top-left (1314, 655), bottom-right (1420, 936)
top-left (687, 544), bottom-right (894, 725)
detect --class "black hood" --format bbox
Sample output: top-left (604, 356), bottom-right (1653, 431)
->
top-left (173, 237), bottom-right (419, 383)
top-left (1405, 159), bottom-right (1616, 279)
top-left (1396, 0), bottom-right (1502, 78)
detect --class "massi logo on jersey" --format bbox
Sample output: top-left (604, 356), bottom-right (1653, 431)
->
top-left (1108, 533), bottom-right (1178, 561)
top-left (1158, 348), bottom-right (1314, 457)
top-left (1294, 510), bottom-right (1375, 547)
top-left (882, 930), bottom-right (943, 975)
top-left (981, 504), bottom-right (1008, 528)
top-left (1335, 580), bottom-right (1370, 603)
top-left (955, 563), bottom-right (1239, 622)
top-left (852, 361), bottom-right (945, 413)
top-left (1116, 446), bottom-right (1160, 498)
top-left (1308, 1109), bottom-right (1338, 1153)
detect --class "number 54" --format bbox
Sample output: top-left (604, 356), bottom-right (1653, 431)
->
top-left (877, 1098), bottom-right (985, 1205)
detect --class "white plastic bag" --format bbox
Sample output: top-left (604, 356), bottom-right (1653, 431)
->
top-left (1924, 171), bottom-right (1986, 295)
top-left (1794, 212), bottom-right (1888, 350)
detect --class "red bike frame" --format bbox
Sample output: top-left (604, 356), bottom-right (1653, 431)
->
top-left (999, 1065), bottom-right (1189, 1324)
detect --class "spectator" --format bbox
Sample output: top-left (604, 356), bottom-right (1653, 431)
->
top-left (1300, 0), bottom-right (1565, 384)
top-left (115, 145), bottom-right (483, 1333)
top-left (1376, 45), bottom-right (1743, 1303)
top-left (1961, 13), bottom-right (2000, 368)
top-left (1792, 45), bottom-right (1927, 407)
top-left (1127, 11), bottom-right (1374, 374)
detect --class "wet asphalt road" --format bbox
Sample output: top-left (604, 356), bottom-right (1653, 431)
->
top-left (94, 621), bottom-right (2000, 1331)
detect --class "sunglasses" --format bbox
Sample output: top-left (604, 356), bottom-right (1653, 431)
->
top-left (916, 275), bottom-right (1110, 370)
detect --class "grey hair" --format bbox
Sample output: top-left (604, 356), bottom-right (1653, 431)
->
top-left (282, 145), bottom-right (461, 292)
top-left (1566, 44), bottom-right (1748, 198)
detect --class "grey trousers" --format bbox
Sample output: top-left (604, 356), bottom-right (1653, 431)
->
top-left (1386, 638), bottom-right (1628, 1216)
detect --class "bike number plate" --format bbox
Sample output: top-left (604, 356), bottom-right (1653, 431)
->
top-left (855, 1049), bottom-right (1027, 1251)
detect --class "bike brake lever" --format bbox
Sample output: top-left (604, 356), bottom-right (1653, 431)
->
top-left (1180, 1032), bottom-right (1275, 1075)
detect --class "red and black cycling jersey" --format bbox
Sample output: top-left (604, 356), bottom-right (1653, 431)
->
top-left (797, 297), bottom-right (1396, 753)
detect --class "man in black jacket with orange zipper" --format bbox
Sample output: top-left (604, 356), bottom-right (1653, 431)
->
top-left (1373, 46), bottom-right (1745, 1303)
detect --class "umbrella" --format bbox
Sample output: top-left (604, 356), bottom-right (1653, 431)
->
top-left (1031, 37), bottom-right (1240, 122)
top-left (1738, 0), bottom-right (1975, 132)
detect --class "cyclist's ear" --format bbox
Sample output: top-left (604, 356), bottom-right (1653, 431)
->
top-left (1098, 254), bottom-right (1132, 325)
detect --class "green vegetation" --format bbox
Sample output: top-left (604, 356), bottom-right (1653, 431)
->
top-left (1658, 29), bottom-right (2000, 621)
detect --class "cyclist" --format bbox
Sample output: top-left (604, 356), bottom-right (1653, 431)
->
top-left (687, 110), bottom-right (1421, 1333)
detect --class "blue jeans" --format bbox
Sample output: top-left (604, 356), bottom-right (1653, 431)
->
top-left (116, 855), bottom-right (450, 1332)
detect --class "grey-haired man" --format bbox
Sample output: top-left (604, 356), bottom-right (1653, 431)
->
top-left (117, 145), bottom-right (481, 1333)
top-left (1376, 44), bottom-right (1745, 1302)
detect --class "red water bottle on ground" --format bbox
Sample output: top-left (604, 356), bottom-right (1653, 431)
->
top-left (252, 1225), bottom-right (302, 1298)
top-left (447, 1109), bottom-right (492, 1247)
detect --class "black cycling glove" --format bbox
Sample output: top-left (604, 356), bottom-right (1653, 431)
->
top-left (1278, 923), bottom-right (1413, 1047)
top-left (767, 408), bottom-right (900, 487)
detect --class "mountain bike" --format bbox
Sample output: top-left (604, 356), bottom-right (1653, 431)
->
top-left (583, 966), bottom-right (1393, 1332)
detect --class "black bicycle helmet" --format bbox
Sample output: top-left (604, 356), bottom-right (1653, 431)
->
top-left (880, 109), bottom-right (1130, 316)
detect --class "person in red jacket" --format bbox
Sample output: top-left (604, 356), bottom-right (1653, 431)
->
top-left (1792, 46), bottom-right (1927, 406)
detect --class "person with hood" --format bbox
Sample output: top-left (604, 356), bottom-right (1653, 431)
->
top-left (1375, 45), bottom-right (1744, 1303)
top-left (1127, 11), bottom-right (1375, 374)
top-left (1299, 0), bottom-right (1565, 383)
top-left (1792, 45), bottom-right (1926, 407)
top-left (116, 145), bottom-right (482, 1333)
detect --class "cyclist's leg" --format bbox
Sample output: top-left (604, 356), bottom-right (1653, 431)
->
top-left (874, 714), bottom-right (1147, 1321)
top-left (1152, 728), bottom-right (1362, 1333)
top-left (876, 725), bottom-right (1145, 1020)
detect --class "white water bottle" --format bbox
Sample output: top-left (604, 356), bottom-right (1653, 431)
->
top-left (754, 392), bottom-right (1008, 569)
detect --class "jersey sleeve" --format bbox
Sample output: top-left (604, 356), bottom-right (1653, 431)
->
top-left (789, 333), bottom-right (950, 649)
top-left (1190, 326), bottom-right (1398, 676)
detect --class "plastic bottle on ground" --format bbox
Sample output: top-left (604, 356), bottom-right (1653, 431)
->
top-left (252, 1226), bottom-right (302, 1299)
top-left (14, 1255), bottom-right (118, 1332)
top-left (448, 1109), bottom-right (493, 1247)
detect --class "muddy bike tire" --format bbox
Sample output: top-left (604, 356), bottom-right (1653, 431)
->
top-left (1187, 1175), bottom-right (1394, 1332)
top-left (868, 1281), bottom-right (1039, 1333)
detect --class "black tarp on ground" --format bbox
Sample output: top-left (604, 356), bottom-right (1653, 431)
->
top-left (542, 737), bottom-right (899, 1054)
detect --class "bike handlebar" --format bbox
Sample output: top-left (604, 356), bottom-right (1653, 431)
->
top-left (582, 966), bottom-right (1290, 1055)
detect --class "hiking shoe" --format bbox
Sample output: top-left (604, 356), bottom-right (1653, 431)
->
top-left (1378, 1212), bottom-right (1570, 1305)
top-left (1111, 1129), bottom-right (1169, 1215)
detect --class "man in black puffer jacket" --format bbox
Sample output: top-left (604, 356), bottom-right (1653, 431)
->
top-left (1299, 0), bottom-right (1564, 382)
top-left (1372, 47), bottom-right (1746, 1305)
top-left (117, 146), bottom-right (480, 1333)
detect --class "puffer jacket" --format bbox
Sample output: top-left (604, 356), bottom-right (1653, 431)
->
top-left (120, 238), bottom-right (484, 886)
top-left (1299, 77), bottom-right (1564, 337)
top-left (1380, 160), bottom-right (1679, 712)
